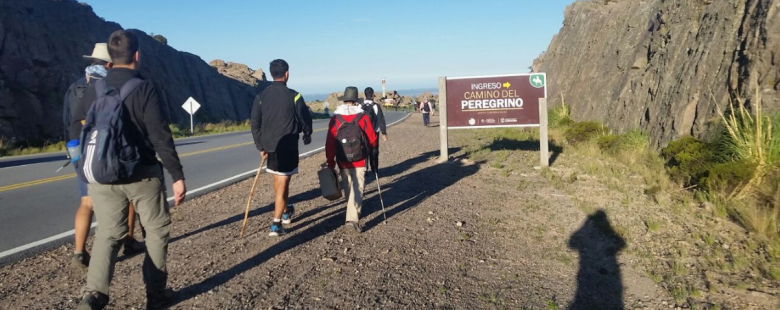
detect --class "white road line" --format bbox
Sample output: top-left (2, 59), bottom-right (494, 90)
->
top-left (0, 113), bottom-right (408, 261)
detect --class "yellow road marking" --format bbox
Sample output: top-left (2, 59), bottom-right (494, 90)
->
top-left (0, 128), bottom-right (327, 193)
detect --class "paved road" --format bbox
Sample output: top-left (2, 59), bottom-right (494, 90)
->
top-left (0, 112), bottom-right (409, 264)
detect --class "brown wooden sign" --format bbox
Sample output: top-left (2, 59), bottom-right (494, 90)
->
top-left (445, 74), bottom-right (547, 129)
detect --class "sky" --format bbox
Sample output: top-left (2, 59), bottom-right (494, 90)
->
top-left (84, 0), bottom-right (576, 95)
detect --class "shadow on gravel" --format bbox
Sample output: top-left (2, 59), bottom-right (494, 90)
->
top-left (568, 210), bottom-right (626, 310)
top-left (487, 137), bottom-right (563, 166)
top-left (361, 148), bottom-right (477, 232)
top-left (168, 149), bottom-right (477, 307)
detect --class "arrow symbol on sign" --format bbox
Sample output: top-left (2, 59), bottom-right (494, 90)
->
top-left (503, 82), bottom-right (511, 88)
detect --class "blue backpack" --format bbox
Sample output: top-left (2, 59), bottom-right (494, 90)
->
top-left (79, 78), bottom-right (143, 184)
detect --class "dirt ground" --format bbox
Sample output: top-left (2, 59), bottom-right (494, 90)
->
top-left (0, 114), bottom-right (777, 309)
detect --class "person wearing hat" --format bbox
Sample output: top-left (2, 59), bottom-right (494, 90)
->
top-left (325, 87), bottom-right (378, 233)
top-left (64, 43), bottom-right (145, 270)
top-left (251, 59), bottom-right (313, 237)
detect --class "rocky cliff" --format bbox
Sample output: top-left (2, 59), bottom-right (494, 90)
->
top-left (533, 0), bottom-right (779, 146)
top-left (0, 0), bottom-right (267, 143)
top-left (209, 60), bottom-right (267, 86)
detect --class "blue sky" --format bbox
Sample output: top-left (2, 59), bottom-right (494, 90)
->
top-left (84, 0), bottom-right (575, 94)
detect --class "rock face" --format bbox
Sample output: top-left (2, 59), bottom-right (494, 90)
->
top-left (209, 60), bottom-right (267, 86)
top-left (533, 0), bottom-right (779, 147)
top-left (0, 0), bottom-right (269, 142)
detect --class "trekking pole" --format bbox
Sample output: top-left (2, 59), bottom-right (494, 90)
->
top-left (374, 170), bottom-right (388, 223)
top-left (240, 157), bottom-right (265, 239)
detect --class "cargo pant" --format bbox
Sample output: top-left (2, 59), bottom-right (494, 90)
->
top-left (85, 175), bottom-right (171, 296)
top-left (340, 167), bottom-right (366, 223)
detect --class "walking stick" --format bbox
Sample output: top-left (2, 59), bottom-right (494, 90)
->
top-left (374, 171), bottom-right (388, 222)
top-left (240, 158), bottom-right (265, 239)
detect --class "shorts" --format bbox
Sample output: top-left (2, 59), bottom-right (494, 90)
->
top-left (74, 165), bottom-right (88, 197)
top-left (266, 136), bottom-right (299, 176)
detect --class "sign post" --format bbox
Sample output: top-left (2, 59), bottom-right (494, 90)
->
top-left (181, 97), bottom-right (201, 134)
top-left (439, 73), bottom-right (548, 167)
top-left (438, 77), bottom-right (449, 163)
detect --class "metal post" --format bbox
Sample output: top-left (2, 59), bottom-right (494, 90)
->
top-left (190, 102), bottom-right (194, 134)
top-left (437, 77), bottom-right (449, 163)
top-left (539, 98), bottom-right (549, 168)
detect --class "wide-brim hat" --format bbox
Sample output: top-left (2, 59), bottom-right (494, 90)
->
top-left (338, 86), bottom-right (360, 102)
top-left (83, 43), bottom-right (112, 63)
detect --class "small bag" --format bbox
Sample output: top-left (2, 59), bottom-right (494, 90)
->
top-left (318, 165), bottom-right (342, 201)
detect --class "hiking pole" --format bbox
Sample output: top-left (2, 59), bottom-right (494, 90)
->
top-left (240, 157), bottom-right (265, 239)
top-left (374, 170), bottom-right (388, 223)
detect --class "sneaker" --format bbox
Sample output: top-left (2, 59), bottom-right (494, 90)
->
top-left (77, 291), bottom-right (109, 310)
top-left (345, 221), bottom-right (362, 234)
top-left (70, 251), bottom-right (90, 270)
top-left (269, 222), bottom-right (287, 237)
top-left (122, 238), bottom-right (146, 256)
top-left (146, 288), bottom-right (174, 310)
top-left (281, 205), bottom-right (295, 225)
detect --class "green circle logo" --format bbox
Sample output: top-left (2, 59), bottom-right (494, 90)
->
top-left (530, 74), bottom-right (545, 88)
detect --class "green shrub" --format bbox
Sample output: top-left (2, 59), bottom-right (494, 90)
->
top-left (598, 129), bottom-right (649, 154)
top-left (703, 160), bottom-right (758, 193)
top-left (564, 121), bottom-right (608, 145)
top-left (662, 136), bottom-right (717, 186)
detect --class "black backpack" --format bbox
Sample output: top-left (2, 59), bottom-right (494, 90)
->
top-left (79, 78), bottom-right (143, 184)
top-left (63, 78), bottom-right (88, 141)
top-left (334, 114), bottom-right (369, 163)
top-left (362, 102), bottom-right (378, 128)
top-left (422, 102), bottom-right (431, 112)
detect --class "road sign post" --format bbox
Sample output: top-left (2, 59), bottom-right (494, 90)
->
top-left (181, 97), bottom-right (201, 134)
top-left (439, 73), bottom-right (548, 166)
top-left (437, 76), bottom-right (449, 163)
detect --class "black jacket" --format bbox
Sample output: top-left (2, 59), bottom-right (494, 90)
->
top-left (70, 68), bottom-right (184, 182)
top-left (362, 100), bottom-right (387, 135)
top-left (251, 81), bottom-right (313, 152)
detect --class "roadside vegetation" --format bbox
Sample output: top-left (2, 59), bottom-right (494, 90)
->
top-left (452, 89), bottom-right (780, 308)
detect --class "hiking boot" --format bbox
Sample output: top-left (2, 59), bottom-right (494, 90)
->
top-left (122, 238), bottom-right (146, 256)
top-left (77, 291), bottom-right (109, 310)
top-left (345, 221), bottom-right (362, 234)
top-left (269, 222), bottom-right (287, 237)
top-left (281, 204), bottom-right (295, 225)
top-left (70, 251), bottom-right (90, 270)
top-left (146, 288), bottom-right (174, 310)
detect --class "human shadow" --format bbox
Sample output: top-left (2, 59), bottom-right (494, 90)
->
top-left (487, 137), bottom-right (563, 166)
top-left (168, 150), bottom-right (478, 306)
top-left (361, 150), bottom-right (478, 231)
top-left (0, 154), bottom-right (68, 168)
top-left (568, 210), bottom-right (626, 310)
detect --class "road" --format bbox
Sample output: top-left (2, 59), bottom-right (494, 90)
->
top-left (0, 112), bottom-right (409, 264)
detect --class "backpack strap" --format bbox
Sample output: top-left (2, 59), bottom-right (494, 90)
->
top-left (119, 78), bottom-right (144, 101)
top-left (335, 114), bottom-right (347, 125)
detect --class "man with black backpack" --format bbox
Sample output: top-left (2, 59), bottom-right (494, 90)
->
top-left (63, 43), bottom-right (145, 271)
top-left (325, 86), bottom-right (378, 233)
top-left (420, 98), bottom-right (433, 127)
top-left (361, 87), bottom-right (388, 172)
top-left (71, 30), bottom-right (186, 310)
top-left (251, 59), bottom-right (313, 237)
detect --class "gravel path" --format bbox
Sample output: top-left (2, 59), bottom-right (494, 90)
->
top-left (2, 114), bottom-right (755, 309)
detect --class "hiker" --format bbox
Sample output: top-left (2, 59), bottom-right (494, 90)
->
top-left (64, 43), bottom-right (145, 270)
top-left (250, 59), bottom-right (313, 237)
top-left (420, 98), bottom-right (433, 127)
top-left (70, 30), bottom-right (187, 310)
top-left (361, 87), bottom-right (388, 172)
top-left (325, 86), bottom-right (378, 233)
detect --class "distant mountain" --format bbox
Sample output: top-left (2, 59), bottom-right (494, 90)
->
top-left (305, 87), bottom-right (438, 102)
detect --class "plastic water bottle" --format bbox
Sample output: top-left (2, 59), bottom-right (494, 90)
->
top-left (66, 139), bottom-right (80, 163)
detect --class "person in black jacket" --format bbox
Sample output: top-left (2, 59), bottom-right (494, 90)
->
top-left (72, 30), bottom-right (186, 310)
top-left (361, 87), bottom-right (388, 172)
top-left (251, 59), bottom-right (313, 237)
top-left (64, 44), bottom-right (145, 270)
